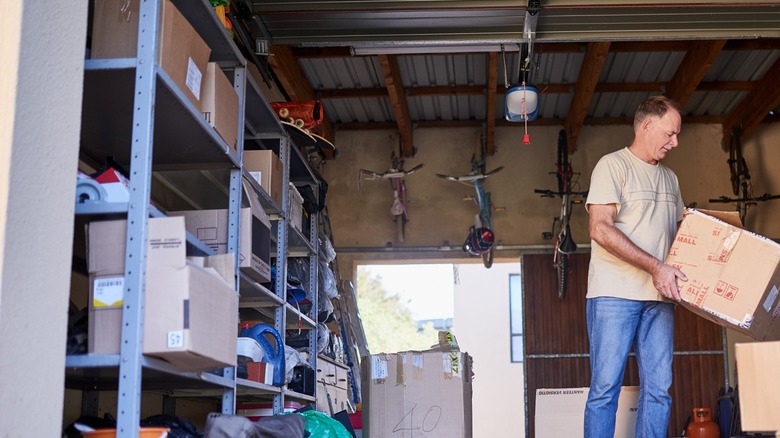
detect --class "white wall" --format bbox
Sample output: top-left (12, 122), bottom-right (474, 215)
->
top-left (454, 262), bottom-right (525, 438)
top-left (0, 1), bottom-right (86, 436)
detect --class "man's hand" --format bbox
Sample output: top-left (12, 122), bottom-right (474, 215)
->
top-left (651, 262), bottom-right (687, 302)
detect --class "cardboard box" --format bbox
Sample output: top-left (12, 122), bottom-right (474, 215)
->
top-left (91, 0), bottom-right (211, 109)
top-left (535, 387), bottom-right (639, 438)
top-left (202, 62), bottom-right (239, 151)
top-left (87, 217), bottom-right (238, 371)
top-left (244, 150), bottom-right (284, 207)
top-left (170, 203), bottom-right (271, 284)
top-left (362, 348), bottom-right (473, 438)
top-left (734, 341), bottom-right (780, 432)
top-left (665, 209), bottom-right (780, 341)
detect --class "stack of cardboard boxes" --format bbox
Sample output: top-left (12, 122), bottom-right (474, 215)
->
top-left (87, 217), bottom-right (238, 371)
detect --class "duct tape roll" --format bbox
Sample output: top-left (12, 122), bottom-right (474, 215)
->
top-left (76, 178), bottom-right (107, 204)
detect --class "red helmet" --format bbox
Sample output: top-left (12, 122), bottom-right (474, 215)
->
top-left (463, 226), bottom-right (494, 255)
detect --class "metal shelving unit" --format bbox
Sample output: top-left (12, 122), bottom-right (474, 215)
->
top-left (68, 0), bottom-right (324, 432)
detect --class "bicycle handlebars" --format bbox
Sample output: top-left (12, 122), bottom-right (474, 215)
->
top-left (534, 189), bottom-right (589, 198)
top-left (435, 167), bottom-right (503, 183)
top-left (708, 193), bottom-right (780, 203)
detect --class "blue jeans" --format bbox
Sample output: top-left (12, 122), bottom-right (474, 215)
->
top-left (584, 297), bottom-right (674, 438)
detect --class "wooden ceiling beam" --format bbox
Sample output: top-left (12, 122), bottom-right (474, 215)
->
top-left (723, 55), bottom-right (780, 144)
top-left (378, 54), bottom-right (415, 157)
top-left (564, 41), bottom-right (611, 153)
top-left (666, 40), bottom-right (726, 106)
top-left (268, 44), bottom-right (335, 153)
top-left (485, 52), bottom-right (498, 155)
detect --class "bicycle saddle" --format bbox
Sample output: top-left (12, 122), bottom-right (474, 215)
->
top-left (558, 226), bottom-right (578, 254)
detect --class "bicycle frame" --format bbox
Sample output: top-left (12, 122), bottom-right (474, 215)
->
top-left (535, 129), bottom-right (588, 298)
top-left (709, 127), bottom-right (780, 226)
top-left (358, 153), bottom-right (423, 243)
top-left (437, 154), bottom-right (503, 268)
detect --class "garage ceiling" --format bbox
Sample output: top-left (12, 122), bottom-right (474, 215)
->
top-left (235, 1), bottom-right (780, 156)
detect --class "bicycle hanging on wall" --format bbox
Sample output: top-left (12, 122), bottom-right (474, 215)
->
top-left (534, 129), bottom-right (589, 299)
top-left (708, 127), bottom-right (780, 226)
top-left (358, 152), bottom-right (424, 243)
top-left (436, 139), bottom-right (504, 268)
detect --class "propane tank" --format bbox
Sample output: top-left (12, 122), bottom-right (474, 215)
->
top-left (686, 407), bottom-right (719, 438)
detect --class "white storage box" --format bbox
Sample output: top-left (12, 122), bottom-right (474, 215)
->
top-left (289, 183), bottom-right (304, 232)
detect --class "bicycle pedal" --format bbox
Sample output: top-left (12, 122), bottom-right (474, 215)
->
top-left (542, 232), bottom-right (553, 240)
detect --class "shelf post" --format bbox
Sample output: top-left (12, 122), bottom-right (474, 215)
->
top-left (115, 0), bottom-right (161, 435)
top-left (272, 136), bottom-right (291, 413)
top-left (222, 63), bottom-right (247, 415)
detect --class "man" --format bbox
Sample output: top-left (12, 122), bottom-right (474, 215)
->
top-left (584, 95), bottom-right (688, 438)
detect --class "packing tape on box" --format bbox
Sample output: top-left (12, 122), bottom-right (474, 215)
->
top-left (396, 353), bottom-right (424, 386)
top-left (76, 178), bottom-right (107, 203)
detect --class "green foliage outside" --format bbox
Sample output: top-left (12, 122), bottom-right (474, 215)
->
top-left (356, 268), bottom-right (439, 354)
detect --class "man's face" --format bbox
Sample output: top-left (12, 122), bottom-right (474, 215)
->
top-left (644, 110), bottom-right (681, 163)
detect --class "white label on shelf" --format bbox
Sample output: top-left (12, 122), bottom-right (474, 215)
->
top-left (186, 57), bottom-right (202, 101)
top-left (249, 171), bottom-right (262, 185)
top-left (93, 276), bottom-right (124, 307)
top-left (167, 330), bottom-right (184, 349)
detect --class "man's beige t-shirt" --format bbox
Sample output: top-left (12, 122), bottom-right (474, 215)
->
top-left (586, 147), bottom-right (684, 301)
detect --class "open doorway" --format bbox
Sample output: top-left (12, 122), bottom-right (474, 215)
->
top-left (355, 260), bottom-right (526, 437)
top-left (356, 263), bottom-right (454, 353)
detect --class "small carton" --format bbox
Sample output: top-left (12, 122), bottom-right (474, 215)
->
top-left (535, 387), bottom-right (639, 438)
top-left (244, 150), bottom-right (284, 208)
top-left (202, 62), bottom-right (239, 151)
top-left (171, 180), bottom-right (272, 283)
top-left (734, 341), bottom-right (780, 432)
top-left (665, 209), bottom-right (780, 340)
top-left (87, 217), bottom-right (237, 371)
top-left (91, 0), bottom-right (211, 110)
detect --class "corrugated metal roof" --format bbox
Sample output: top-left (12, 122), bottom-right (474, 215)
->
top-left (299, 46), bottom-right (780, 125)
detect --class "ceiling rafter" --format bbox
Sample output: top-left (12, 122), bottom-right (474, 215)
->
top-left (378, 54), bottom-right (415, 157)
top-left (485, 52), bottom-right (498, 156)
top-left (723, 54), bottom-right (780, 145)
top-left (268, 44), bottom-right (336, 150)
top-left (666, 40), bottom-right (727, 106)
top-left (564, 41), bottom-right (611, 153)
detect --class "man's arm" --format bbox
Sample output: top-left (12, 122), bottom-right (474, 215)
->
top-left (589, 203), bottom-right (686, 301)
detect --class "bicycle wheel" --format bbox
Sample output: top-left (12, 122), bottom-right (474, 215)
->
top-left (555, 250), bottom-right (568, 299)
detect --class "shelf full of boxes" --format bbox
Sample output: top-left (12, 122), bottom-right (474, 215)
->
top-left (67, 0), bottom-right (323, 434)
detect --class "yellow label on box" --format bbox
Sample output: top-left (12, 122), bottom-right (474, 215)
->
top-left (93, 276), bottom-right (124, 307)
